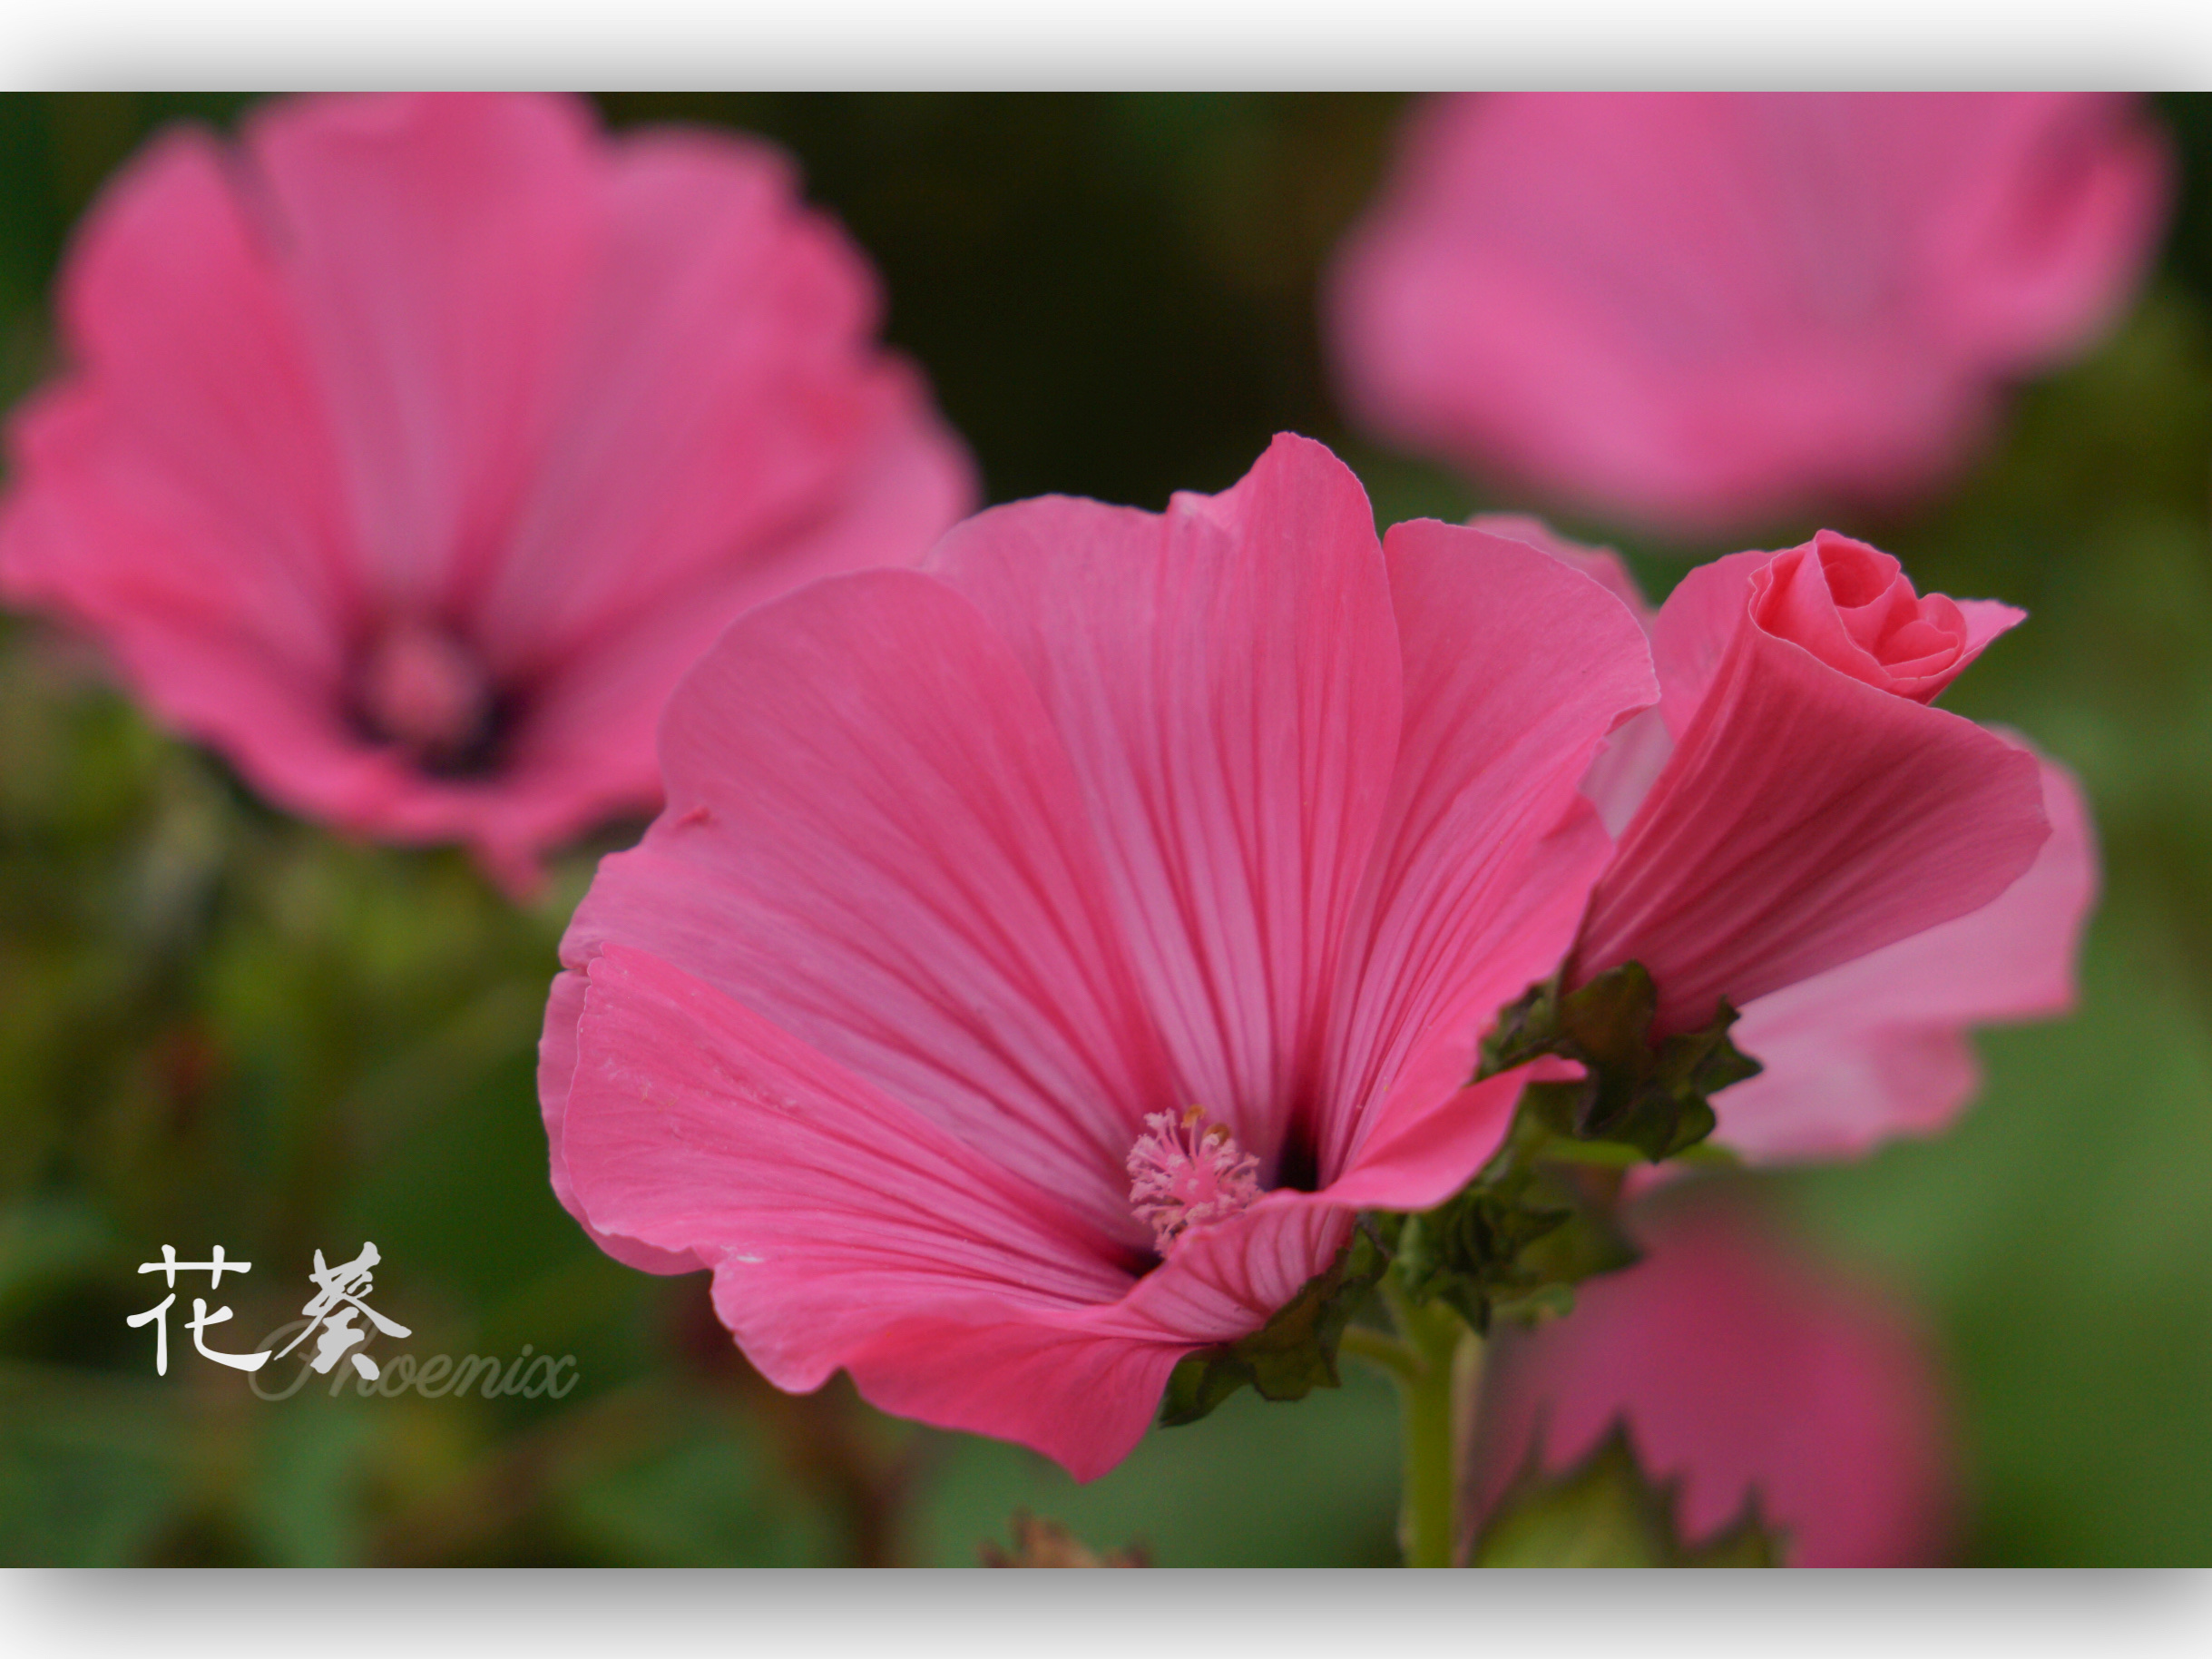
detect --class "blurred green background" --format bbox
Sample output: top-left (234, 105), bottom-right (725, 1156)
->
top-left (1, 93), bottom-right (2207, 1566)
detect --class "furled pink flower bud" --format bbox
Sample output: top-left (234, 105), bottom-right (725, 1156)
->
top-left (1482, 515), bottom-right (2094, 1161)
top-left (1749, 532), bottom-right (2020, 704)
top-left (1568, 530), bottom-right (2050, 1036)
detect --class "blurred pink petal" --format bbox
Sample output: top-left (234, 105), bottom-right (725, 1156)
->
top-left (1470, 1193), bottom-right (1959, 1566)
top-left (1490, 515), bottom-right (2093, 1161)
top-left (1721, 750), bottom-right (2095, 1160)
top-left (1329, 93), bottom-right (2172, 535)
top-left (544, 435), bottom-right (1659, 1475)
top-left (1571, 531), bottom-right (2049, 1036)
top-left (0, 92), bottom-right (974, 888)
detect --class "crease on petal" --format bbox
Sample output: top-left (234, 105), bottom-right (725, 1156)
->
top-left (1320, 522), bottom-right (1656, 1179)
top-left (561, 568), bottom-right (1178, 1242)
top-left (563, 947), bottom-right (1142, 1386)
top-left (927, 433), bottom-right (1405, 1170)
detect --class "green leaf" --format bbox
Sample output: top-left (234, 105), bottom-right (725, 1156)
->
top-left (1387, 966), bottom-right (1763, 1334)
top-left (1478, 963), bottom-right (1759, 1163)
top-left (1387, 1085), bottom-right (1639, 1333)
top-left (1470, 1424), bottom-right (1784, 1567)
top-left (1158, 1226), bottom-right (1388, 1428)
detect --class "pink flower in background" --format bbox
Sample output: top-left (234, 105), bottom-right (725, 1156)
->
top-left (540, 436), bottom-right (1659, 1477)
top-left (0, 92), bottom-right (975, 890)
top-left (1330, 93), bottom-right (2173, 536)
top-left (1469, 1193), bottom-right (1959, 1566)
top-left (1484, 516), bottom-right (2093, 1160)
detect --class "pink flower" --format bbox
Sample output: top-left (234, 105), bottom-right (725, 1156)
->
top-left (540, 436), bottom-right (1660, 1478)
top-left (1483, 516), bottom-right (2092, 1159)
top-left (1330, 93), bottom-right (2173, 535)
top-left (1469, 1193), bottom-right (1959, 1566)
top-left (0, 93), bottom-right (975, 890)
top-left (1571, 531), bottom-right (2050, 1036)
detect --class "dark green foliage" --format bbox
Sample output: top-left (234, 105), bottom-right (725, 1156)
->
top-left (1386, 1089), bottom-right (1644, 1334)
top-left (1478, 963), bottom-right (1762, 1163)
top-left (1380, 966), bottom-right (1758, 1333)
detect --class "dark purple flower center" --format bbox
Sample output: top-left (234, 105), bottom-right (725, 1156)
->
top-left (354, 619), bottom-right (505, 778)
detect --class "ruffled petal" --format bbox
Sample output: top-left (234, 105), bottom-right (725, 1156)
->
top-left (926, 434), bottom-right (1405, 1169)
top-left (537, 968), bottom-right (701, 1275)
top-left (1646, 550), bottom-right (1772, 743)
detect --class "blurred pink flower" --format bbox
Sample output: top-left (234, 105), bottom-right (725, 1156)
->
top-left (1484, 515), bottom-right (2093, 1160)
top-left (0, 92), bottom-right (975, 890)
top-left (539, 436), bottom-right (1659, 1477)
top-left (1469, 1193), bottom-right (1960, 1566)
top-left (1330, 93), bottom-right (2173, 536)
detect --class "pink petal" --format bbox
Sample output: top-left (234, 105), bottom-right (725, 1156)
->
top-left (469, 123), bottom-right (975, 677)
top-left (1573, 583), bottom-right (2050, 1035)
top-left (832, 1310), bottom-right (1188, 1483)
top-left (844, 1193), bottom-right (1364, 1481)
top-left (561, 568), bottom-right (1177, 1243)
top-left (925, 434), bottom-right (1405, 1169)
top-left (1327, 93), bottom-right (2172, 535)
top-left (0, 127), bottom-right (355, 693)
top-left (1472, 515), bottom-right (1674, 837)
top-left (1646, 550), bottom-right (1774, 743)
top-left (536, 968), bottom-right (700, 1275)
top-left (464, 391), bottom-right (975, 885)
top-left (1320, 521), bottom-right (1657, 1181)
top-left (565, 945), bottom-right (1356, 1482)
top-left (1316, 1069), bottom-right (1529, 1212)
top-left (1923, 93), bottom-right (2176, 369)
top-left (240, 92), bottom-right (603, 615)
top-left (564, 947), bottom-right (1139, 1327)
top-left (1471, 1193), bottom-right (1958, 1566)
top-left (1718, 750), bottom-right (2095, 1161)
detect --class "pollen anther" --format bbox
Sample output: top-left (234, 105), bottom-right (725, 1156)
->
top-left (1126, 1105), bottom-right (1262, 1253)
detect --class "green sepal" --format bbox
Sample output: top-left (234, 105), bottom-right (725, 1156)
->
top-left (1390, 1084), bottom-right (1639, 1332)
top-left (1470, 1423), bottom-right (1785, 1567)
top-left (1156, 1224), bottom-right (1389, 1428)
top-left (1477, 962), bottom-right (1760, 1162)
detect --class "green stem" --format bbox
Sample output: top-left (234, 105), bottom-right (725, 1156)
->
top-left (1337, 1323), bottom-right (1421, 1384)
top-left (1380, 1281), bottom-right (1483, 1568)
